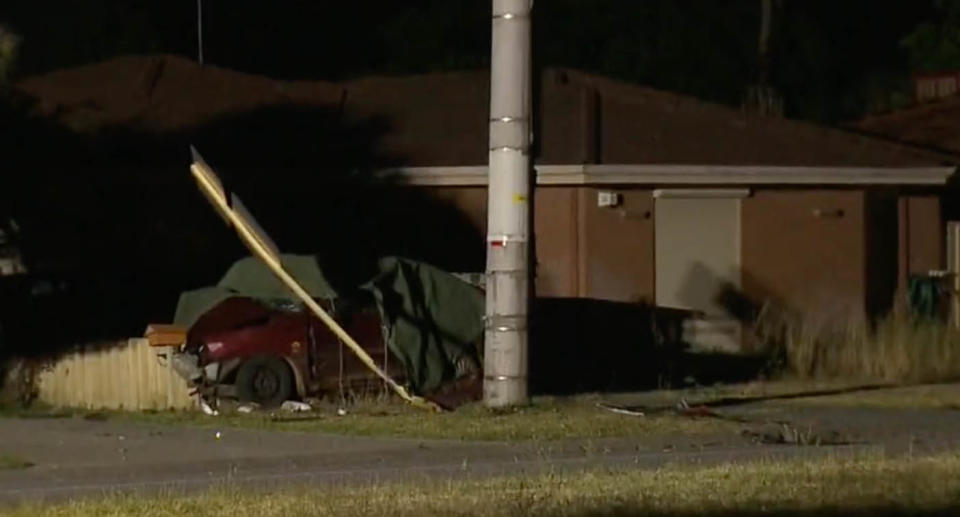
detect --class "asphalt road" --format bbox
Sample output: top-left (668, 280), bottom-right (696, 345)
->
top-left (1, 402), bottom-right (960, 504)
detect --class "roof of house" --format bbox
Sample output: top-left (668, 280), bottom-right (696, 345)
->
top-left (15, 54), bottom-right (956, 171)
top-left (16, 55), bottom-right (344, 132)
top-left (852, 96), bottom-right (960, 157)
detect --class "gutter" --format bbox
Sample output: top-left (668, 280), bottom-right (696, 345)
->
top-left (379, 164), bottom-right (956, 187)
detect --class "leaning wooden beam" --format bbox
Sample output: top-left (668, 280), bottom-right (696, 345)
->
top-left (188, 147), bottom-right (440, 412)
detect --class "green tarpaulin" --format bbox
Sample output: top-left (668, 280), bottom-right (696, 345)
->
top-left (173, 255), bottom-right (337, 329)
top-left (173, 254), bottom-right (483, 394)
top-left (364, 257), bottom-right (484, 394)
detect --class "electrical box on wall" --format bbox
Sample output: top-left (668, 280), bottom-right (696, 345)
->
top-left (597, 191), bottom-right (622, 208)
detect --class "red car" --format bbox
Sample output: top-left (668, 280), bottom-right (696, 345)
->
top-left (167, 291), bottom-right (481, 410)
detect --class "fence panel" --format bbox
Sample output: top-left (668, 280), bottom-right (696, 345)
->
top-left (36, 338), bottom-right (195, 410)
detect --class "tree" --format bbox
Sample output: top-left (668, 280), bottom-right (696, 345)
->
top-left (901, 0), bottom-right (960, 72)
top-left (0, 24), bottom-right (19, 89)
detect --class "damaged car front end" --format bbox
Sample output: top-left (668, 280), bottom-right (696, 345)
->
top-left (165, 293), bottom-right (414, 409)
top-left (149, 257), bottom-right (484, 411)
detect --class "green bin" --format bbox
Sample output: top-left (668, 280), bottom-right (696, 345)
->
top-left (907, 273), bottom-right (949, 319)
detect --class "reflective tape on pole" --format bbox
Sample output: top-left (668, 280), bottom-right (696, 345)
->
top-left (483, 322), bottom-right (528, 405)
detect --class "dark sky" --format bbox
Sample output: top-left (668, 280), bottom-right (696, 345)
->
top-left (1, 0), bottom-right (946, 122)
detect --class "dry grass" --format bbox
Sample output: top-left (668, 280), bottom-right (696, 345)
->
top-left (0, 454), bottom-right (31, 470)
top-left (87, 395), bottom-right (738, 442)
top-left (601, 378), bottom-right (874, 407)
top-left (782, 382), bottom-right (960, 410)
top-left (754, 305), bottom-right (960, 384)
top-left (10, 453), bottom-right (960, 516)
top-left (600, 377), bottom-right (960, 411)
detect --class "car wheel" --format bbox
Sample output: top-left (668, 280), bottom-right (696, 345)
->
top-left (235, 356), bottom-right (294, 408)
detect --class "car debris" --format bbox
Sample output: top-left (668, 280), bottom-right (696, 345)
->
top-left (596, 399), bottom-right (723, 419)
top-left (148, 254), bottom-right (484, 412)
top-left (236, 403), bottom-right (259, 414)
top-left (145, 148), bottom-right (483, 413)
top-left (675, 398), bottom-right (721, 418)
top-left (281, 400), bottom-right (312, 413)
top-left (186, 148), bottom-right (440, 410)
top-left (595, 402), bottom-right (645, 417)
top-left (200, 400), bottom-right (219, 416)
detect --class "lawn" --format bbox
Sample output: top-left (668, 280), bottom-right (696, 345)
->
top-left (93, 395), bottom-right (741, 442)
top-left (12, 380), bottom-right (960, 442)
top-left (0, 454), bottom-right (31, 470)
top-left (10, 452), bottom-right (960, 516)
top-left (780, 382), bottom-right (960, 409)
top-left (601, 379), bottom-right (960, 411)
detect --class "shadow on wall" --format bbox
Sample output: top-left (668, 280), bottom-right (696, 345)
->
top-left (0, 98), bottom-right (484, 360)
top-left (529, 297), bottom-right (767, 395)
top-left (713, 267), bottom-right (888, 379)
top-left (675, 261), bottom-right (733, 313)
top-left (526, 264), bottom-right (799, 395)
top-left (681, 258), bottom-right (877, 340)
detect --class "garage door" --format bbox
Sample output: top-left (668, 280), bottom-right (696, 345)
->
top-left (655, 190), bottom-right (745, 351)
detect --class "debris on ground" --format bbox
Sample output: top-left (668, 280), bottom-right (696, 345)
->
top-left (675, 398), bottom-right (721, 418)
top-left (200, 399), bottom-right (219, 416)
top-left (597, 398), bottom-right (722, 419)
top-left (161, 249), bottom-right (483, 413)
top-left (596, 402), bottom-right (644, 417)
top-left (741, 424), bottom-right (851, 446)
top-left (236, 403), bottom-right (260, 414)
top-left (281, 400), bottom-right (312, 413)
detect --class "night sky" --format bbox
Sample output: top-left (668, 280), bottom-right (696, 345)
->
top-left (1, 0), bottom-right (951, 122)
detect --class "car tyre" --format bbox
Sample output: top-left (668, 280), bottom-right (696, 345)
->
top-left (235, 356), bottom-right (294, 408)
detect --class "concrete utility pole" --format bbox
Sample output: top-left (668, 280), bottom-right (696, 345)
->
top-left (484, 0), bottom-right (532, 407)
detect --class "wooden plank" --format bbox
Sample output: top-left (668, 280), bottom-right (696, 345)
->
top-left (81, 345), bottom-right (92, 409)
top-left (124, 340), bottom-right (135, 410)
top-left (105, 345), bottom-right (117, 409)
top-left (92, 347), bottom-right (104, 409)
top-left (191, 156), bottom-right (438, 411)
top-left (144, 325), bottom-right (187, 347)
top-left (134, 338), bottom-right (146, 410)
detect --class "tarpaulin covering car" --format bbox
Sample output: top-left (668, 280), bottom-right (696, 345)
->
top-left (142, 148), bottom-right (485, 412)
top-left (165, 254), bottom-right (484, 410)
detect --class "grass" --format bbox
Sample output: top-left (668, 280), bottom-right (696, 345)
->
top-left (783, 382), bottom-right (960, 410)
top-left (599, 377), bottom-right (960, 412)
top-left (11, 378), bottom-right (960, 444)
top-left (84, 395), bottom-right (739, 442)
top-left (754, 305), bottom-right (960, 384)
top-left (0, 454), bottom-right (31, 470)
top-left (10, 452), bottom-right (960, 516)
top-left (601, 378), bottom-right (878, 407)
